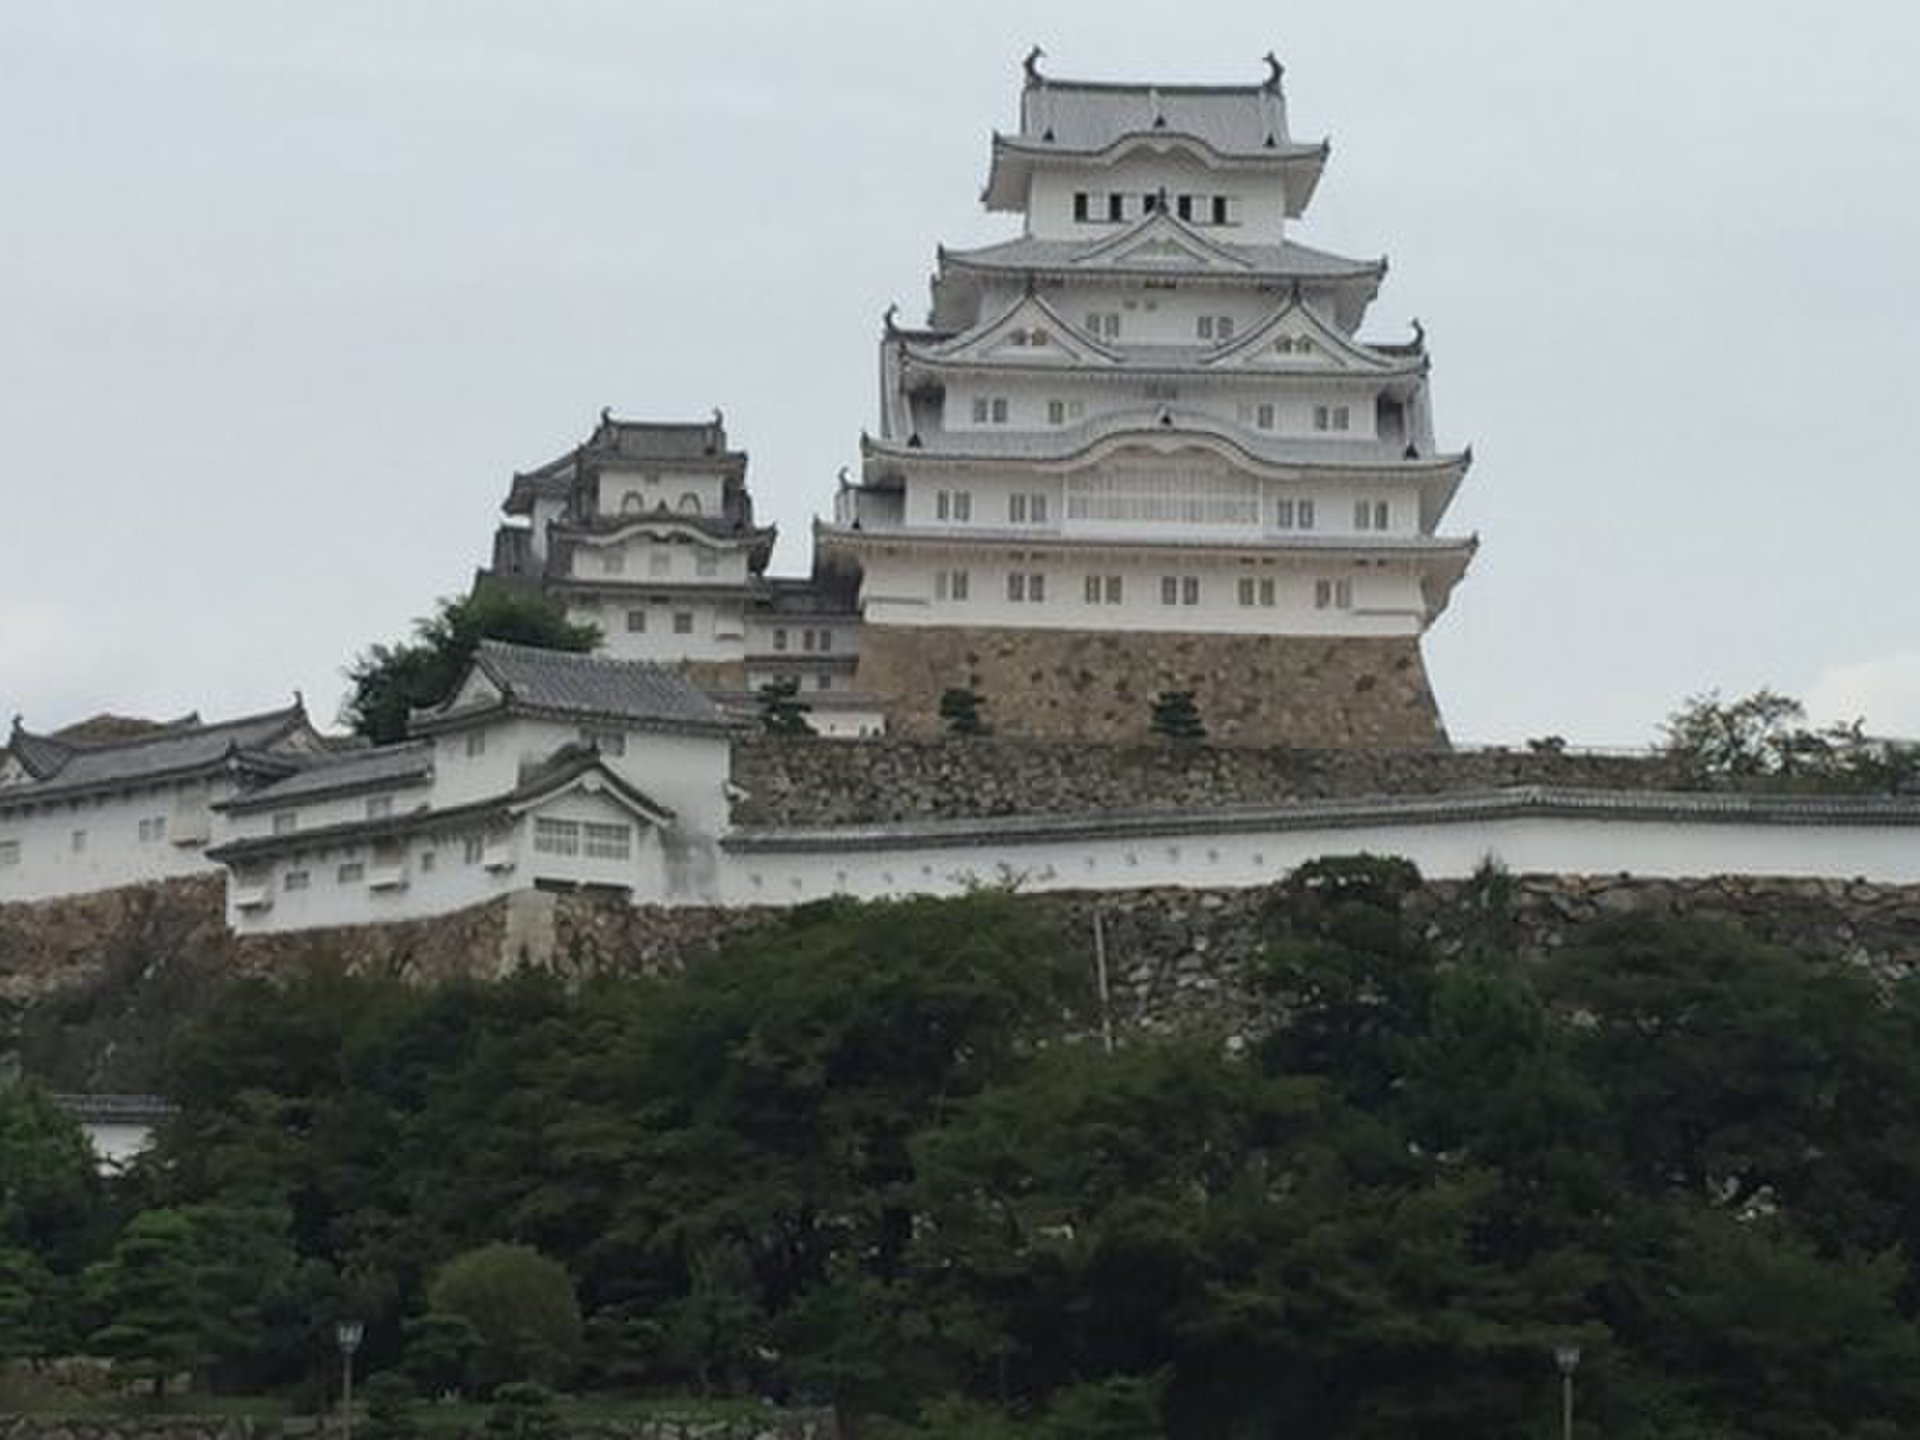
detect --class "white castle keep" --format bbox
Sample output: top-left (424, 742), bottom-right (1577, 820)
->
top-left (488, 54), bottom-right (1474, 747)
top-left (7, 57), bottom-right (1918, 934)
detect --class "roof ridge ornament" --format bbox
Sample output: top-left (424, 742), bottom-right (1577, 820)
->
top-left (1410, 317), bottom-right (1426, 351)
top-left (883, 302), bottom-right (900, 336)
top-left (1023, 45), bottom-right (1045, 87)
top-left (1263, 52), bottom-right (1284, 91)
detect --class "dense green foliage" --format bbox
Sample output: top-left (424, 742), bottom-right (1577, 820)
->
top-left (342, 589), bottom-right (601, 744)
top-left (1146, 690), bottom-right (1205, 742)
top-left (13, 874), bottom-right (1920, 1435)
top-left (937, 687), bottom-right (990, 736)
top-left (1660, 688), bottom-right (1920, 791)
top-left (755, 679), bottom-right (815, 737)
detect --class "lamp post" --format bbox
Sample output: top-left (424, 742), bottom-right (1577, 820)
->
top-left (335, 1319), bottom-right (364, 1440)
top-left (1553, 1343), bottom-right (1581, 1440)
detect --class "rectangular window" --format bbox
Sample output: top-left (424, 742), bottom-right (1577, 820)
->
top-left (1084, 574), bottom-right (1103, 604)
top-left (1197, 315), bottom-right (1214, 340)
top-left (462, 835), bottom-right (485, 866)
top-left (1175, 193), bottom-right (1194, 221)
top-left (1182, 576), bottom-right (1200, 606)
top-left (625, 608), bottom-right (647, 633)
top-left (936, 489), bottom-right (973, 521)
top-left (336, 860), bottom-right (365, 885)
top-left (1107, 193), bottom-right (1125, 222)
top-left (1046, 399), bottom-right (1066, 426)
top-left (970, 397), bottom-right (1009, 425)
top-left (673, 611), bottom-right (694, 635)
top-left (935, 569), bottom-right (970, 602)
top-left (1354, 500), bottom-right (1390, 531)
top-left (1315, 577), bottom-right (1355, 611)
top-left (1104, 574), bottom-right (1123, 603)
top-left (583, 822), bottom-right (631, 861)
top-left (1239, 577), bottom-right (1277, 607)
top-left (1212, 195), bottom-right (1231, 225)
top-left (1085, 312), bottom-right (1120, 339)
top-left (1031, 493), bottom-right (1048, 523)
top-left (283, 869), bottom-right (310, 892)
top-left (1009, 493), bottom-right (1027, 524)
top-left (1160, 575), bottom-right (1180, 606)
top-left (366, 796), bottom-right (391, 819)
top-left (137, 815), bottom-right (167, 843)
top-left (581, 728), bottom-right (627, 756)
top-left (533, 818), bottom-right (580, 857)
top-left (1073, 191), bottom-right (1090, 221)
top-left (465, 732), bottom-right (486, 758)
top-left (1006, 572), bottom-right (1024, 602)
top-left (0, 840), bottom-right (19, 867)
top-left (419, 849), bottom-right (436, 874)
top-left (1314, 404), bottom-right (1353, 432)
top-left (1255, 402), bottom-right (1275, 430)
top-left (773, 627), bottom-right (788, 651)
top-left (818, 629), bottom-right (833, 653)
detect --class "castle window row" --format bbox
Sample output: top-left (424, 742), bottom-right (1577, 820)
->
top-left (1071, 191), bottom-right (1238, 226)
top-left (928, 568), bottom-right (1365, 612)
top-left (771, 627), bottom-right (836, 653)
top-left (924, 488), bottom-right (1378, 533)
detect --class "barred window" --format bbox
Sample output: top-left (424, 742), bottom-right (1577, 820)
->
top-left (534, 818), bottom-right (580, 856)
top-left (584, 823), bottom-right (632, 861)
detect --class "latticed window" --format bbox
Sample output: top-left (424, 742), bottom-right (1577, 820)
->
top-left (584, 823), bottom-right (632, 861)
top-left (534, 818), bottom-right (580, 857)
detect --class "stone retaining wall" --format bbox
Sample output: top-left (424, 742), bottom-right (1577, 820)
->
top-left (730, 736), bottom-right (1683, 826)
top-left (851, 626), bottom-right (1448, 746)
top-left (7, 867), bottom-right (1920, 1092)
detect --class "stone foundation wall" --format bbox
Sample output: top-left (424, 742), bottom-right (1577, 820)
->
top-left (852, 625), bottom-right (1448, 746)
top-left (730, 736), bottom-right (1683, 826)
top-left (8, 869), bottom-right (1920, 1092)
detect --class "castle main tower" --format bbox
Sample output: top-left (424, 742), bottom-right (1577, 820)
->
top-left (817, 53), bottom-right (1476, 745)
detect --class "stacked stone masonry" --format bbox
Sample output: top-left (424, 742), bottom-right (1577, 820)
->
top-left (852, 628), bottom-right (1449, 747)
top-left (730, 736), bottom-right (1685, 826)
top-left (8, 867), bottom-right (1920, 1092)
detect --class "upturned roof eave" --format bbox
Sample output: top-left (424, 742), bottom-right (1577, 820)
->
top-left (815, 521), bottom-right (1479, 563)
top-left (860, 424), bottom-right (1471, 478)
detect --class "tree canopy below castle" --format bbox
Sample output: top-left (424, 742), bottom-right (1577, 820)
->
top-left (11, 873), bottom-right (1920, 1435)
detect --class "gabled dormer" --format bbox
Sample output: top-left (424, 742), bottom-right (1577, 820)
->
top-left (1204, 295), bottom-right (1419, 375)
top-left (1072, 209), bottom-right (1257, 274)
top-left (906, 292), bottom-right (1122, 368)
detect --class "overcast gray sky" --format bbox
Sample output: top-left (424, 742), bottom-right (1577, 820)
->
top-left (5, 1), bottom-right (1918, 747)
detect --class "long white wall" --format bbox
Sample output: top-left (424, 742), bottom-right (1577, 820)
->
top-left (721, 808), bottom-right (1920, 907)
top-left (0, 777), bottom-right (233, 904)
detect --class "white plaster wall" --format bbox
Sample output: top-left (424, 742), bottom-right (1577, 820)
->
top-left (586, 597), bottom-right (749, 665)
top-left (219, 779), bottom-right (436, 847)
top-left (851, 548), bottom-right (1422, 636)
top-left (1025, 152), bottom-right (1287, 240)
top-left (226, 821), bottom-right (516, 933)
top-left (719, 814), bottom-right (1920, 909)
top-left (594, 467), bottom-right (726, 518)
top-left (0, 777), bottom-right (238, 903)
